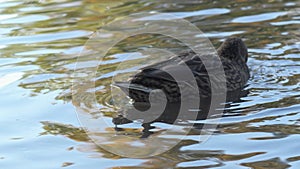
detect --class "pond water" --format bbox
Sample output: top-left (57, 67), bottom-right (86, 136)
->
top-left (1, 0), bottom-right (300, 168)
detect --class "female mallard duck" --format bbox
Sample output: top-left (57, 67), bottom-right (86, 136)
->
top-left (115, 37), bottom-right (250, 104)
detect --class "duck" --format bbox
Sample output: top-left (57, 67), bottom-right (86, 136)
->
top-left (114, 37), bottom-right (250, 105)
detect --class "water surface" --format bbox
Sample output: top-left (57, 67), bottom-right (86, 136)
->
top-left (0, 0), bottom-right (300, 168)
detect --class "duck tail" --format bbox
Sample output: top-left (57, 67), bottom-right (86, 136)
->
top-left (112, 82), bottom-right (153, 95)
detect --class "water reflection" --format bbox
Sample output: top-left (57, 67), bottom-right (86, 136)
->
top-left (113, 88), bottom-right (249, 138)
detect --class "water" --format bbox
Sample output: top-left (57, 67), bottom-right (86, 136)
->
top-left (0, 0), bottom-right (300, 168)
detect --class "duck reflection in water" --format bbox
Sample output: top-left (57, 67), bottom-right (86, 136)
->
top-left (113, 37), bottom-right (250, 138)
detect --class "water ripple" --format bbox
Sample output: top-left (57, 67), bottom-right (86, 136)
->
top-left (232, 12), bottom-right (287, 23)
top-left (0, 30), bottom-right (92, 45)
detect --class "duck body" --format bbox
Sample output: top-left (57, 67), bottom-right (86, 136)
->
top-left (115, 37), bottom-right (250, 104)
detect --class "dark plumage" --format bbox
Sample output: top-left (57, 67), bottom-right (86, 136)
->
top-left (114, 37), bottom-right (250, 104)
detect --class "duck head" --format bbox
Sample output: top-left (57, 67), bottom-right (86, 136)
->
top-left (217, 37), bottom-right (248, 63)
